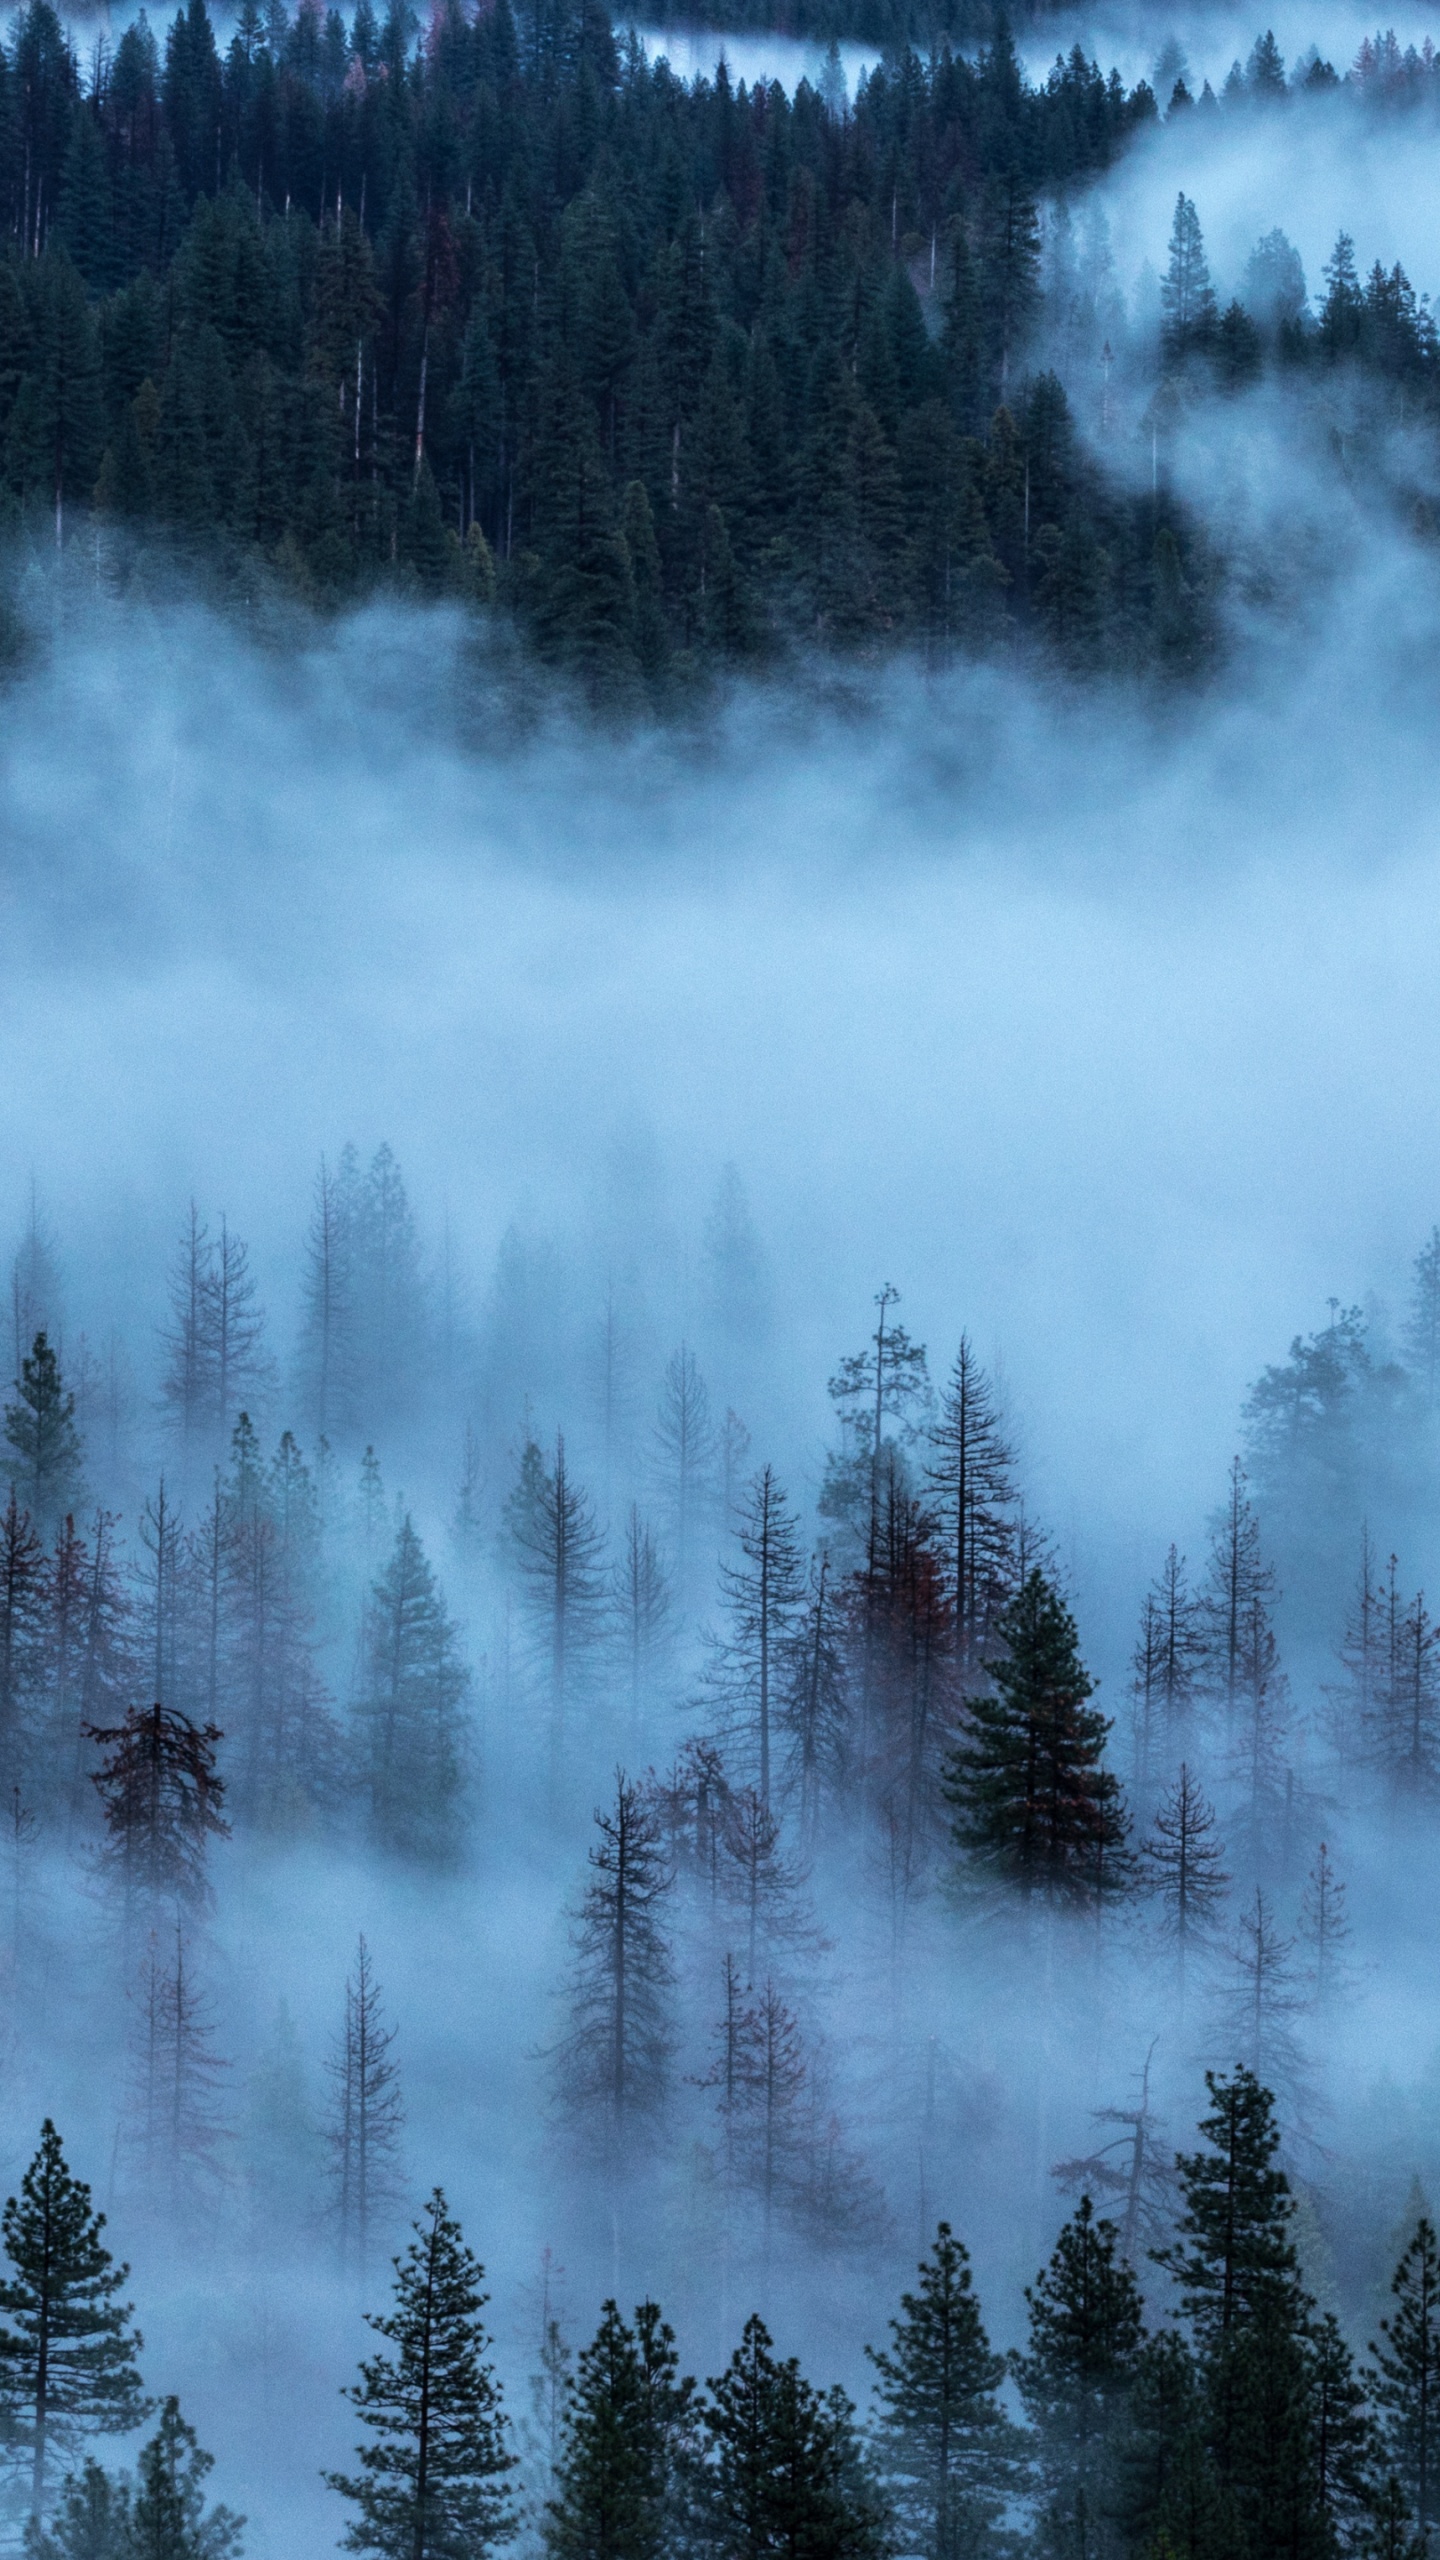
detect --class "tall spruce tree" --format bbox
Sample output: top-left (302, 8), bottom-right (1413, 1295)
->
top-left (867, 2221), bottom-right (1016, 2560)
top-left (701, 1467), bottom-right (805, 1811)
top-left (127, 2397), bottom-right (244, 2560)
top-left (0, 2123), bottom-right (147, 2516)
top-left (557, 1773), bottom-right (673, 2144)
top-left (328, 2189), bottom-right (515, 2560)
top-left (326, 1936), bottom-right (406, 2277)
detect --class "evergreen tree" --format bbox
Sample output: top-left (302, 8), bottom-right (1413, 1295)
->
top-left (1014, 2198), bottom-right (1144, 2560)
top-left (1370, 2217), bottom-right (1440, 2545)
top-left (701, 2317), bottom-right (883, 2560)
top-left (545, 2299), bottom-right (694, 2560)
top-left (4, 1335), bottom-right (84, 1534)
top-left (1142, 1764), bottom-right (1229, 2007)
top-left (325, 1935), bottom-right (406, 2276)
top-left (0, 1491), bottom-right (45, 1787)
top-left (328, 2190), bottom-right (515, 2560)
top-left (1161, 194), bottom-right (1217, 356)
top-left (557, 1772), bottom-right (673, 2144)
top-left (87, 1703), bottom-right (228, 1913)
top-left (867, 2222), bottom-right (1016, 2560)
top-left (0, 2122), bottom-right (147, 2516)
top-left (358, 1515), bottom-right (469, 1863)
top-left (1405, 1228), bottom-right (1440, 1409)
top-left (127, 2397), bottom-right (243, 2560)
top-left (944, 1571), bottom-right (1126, 1905)
top-left (924, 1336), bottom-right (1016, 1672)
top-left (505, 1434), bottom-right (607, 1780)
top-left (701, 1468), bottom-right (805, 1810)
top-left (651, 1346), bottom-right (717, 1610)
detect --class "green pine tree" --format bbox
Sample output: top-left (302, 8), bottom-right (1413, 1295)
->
top-left (866, 2221), bottom-right (1017, 2559)
top-left (128, 2398), bottom-right (244, 2560)
top-left (0, 2123), bottom-right (147, 2516)
top-left (545, 2299), bottom-right (695, 2560)
top-left (701, 2316), bottom-right (883, 2560)
top-left (1369, 2217), bottom-right (1440, 2544)
top-left (1014, 2196), bottom-right (1145, 2560)
top-left (943, 1571), bottom-right (1127, 1904)
top-left (359, 1516), bottom-right (470, 1864)
top-left (327, 2189), bottom-right (515, 2560)
top-left (4, 1334), bottom-right (85, 1535)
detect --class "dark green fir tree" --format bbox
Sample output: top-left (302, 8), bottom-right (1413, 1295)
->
top-left (0, 2123), bottom-right (147, 2517)
top-left (545, 2299), bottom-right (695, 2560)
top-left (1014, 2196), bottom-right (1145, 2560)
top-left (4, 1335), bottom-right (85, 1535)
top-left (866, 2221), bottom-right (1017, 2559)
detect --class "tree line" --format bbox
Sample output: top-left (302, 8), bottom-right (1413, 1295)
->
top-left (4, 0), bottom-right (1437, 698)
top-left (9, 2067), bottom-right (1440, 2559)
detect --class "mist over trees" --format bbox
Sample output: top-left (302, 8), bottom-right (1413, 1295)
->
top-left (5, 1146), bottom-right (1440, 2545)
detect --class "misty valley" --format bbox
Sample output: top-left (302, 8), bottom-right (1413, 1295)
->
top-left (0, 1152), bottom-right (1434, 2560)
top-left (5, 0), bottom-right (1440, 2547)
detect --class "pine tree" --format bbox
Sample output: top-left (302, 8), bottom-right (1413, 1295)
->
top-left (557, 1773), bottom-right (673, 2146)
top-left (1161, 194), bottom-right (1217, 357)
top-left (821, 1286), bottom-right (931, 1574)
top-left (651, 1346), bottom-right (717, 1609)
top-left (295, 1153), bottom-right (358, 1442)
top-left (327, 2189), bottom-right (515, 2560)
top-left (1370, 2218), bottom-right (1440, 2544)
top-left (1129, 1548), bottom-right (1203, 1786)
top-left (701, 1468), bottom-right (805, 1810)
top-left (925, 1336), bottom-right (1016, 1673)
top-left (701, 2317), bottom-right (883, 2560)
top-left (545, 2299), bottom-right (695, 2560)
top-left (1014, 2197), bottom-right (1144, 2560)
top-left (124, 1924), bottom-right (229, 2217)
top-left (783, 1557), bottom-right (848, 1845)
top-left (867, 2222), bottom-right (1016, 2560)
top-left (1406, 1229), bottom-right (1440, 1410)
top-left (326, 1935), bottom-right (405, 2276)
top-left (126, 2398), bottom-right (243, 2560)
top-left (23, 2455), bottom-right (130, 2560)
top-left (87, 1703), bottom-right (228, 1914)
top-left (1142, 1764), bottom-right (1229, 2007)
top-left (0, 1492), bottom-right (45, 1787)
top-left (610, 1508), bottom-right (672, 1751)
top-left (358, 1515), bottom-right (469, 1863)
top-left (1299, 1843), bottom-right (1352, 2010)
top-left (4, 1335), bottom-right (85, 1534)
top-left (1155, 2066), bottom-right (1305, 2344)
top-left (0, 2122), bottom-right (147, 2516)
top-left (1200, 1459), bottom-right (1276, 1725)
top-left (944, 1571), bottom-right (1126, 1906)
top-left (1213, 1891), bottom-right (1308, 2115)
top-left (504, 1435), bottom-right (606, 1779)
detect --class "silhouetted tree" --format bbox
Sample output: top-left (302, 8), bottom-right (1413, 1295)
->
top-left (0, 2121), bottom-right (146, 2516)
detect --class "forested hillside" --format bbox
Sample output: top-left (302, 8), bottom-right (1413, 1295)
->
top-left (3, 0), bottom-right (1440, 699)
top-left (6, 1158), bottom-right (1440, 2548)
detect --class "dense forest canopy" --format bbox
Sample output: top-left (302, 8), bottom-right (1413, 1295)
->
top-left (2, 0), bottom-right (1440, 699)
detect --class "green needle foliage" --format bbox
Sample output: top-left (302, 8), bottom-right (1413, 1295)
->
top-left (328, 2188), bottom-right (515, 2560)
top-left (0, 2122), bottom-right (147, 2518)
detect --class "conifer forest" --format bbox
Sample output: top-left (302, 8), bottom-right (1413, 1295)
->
top-left (8, 0), bottom-right (1440, 2542)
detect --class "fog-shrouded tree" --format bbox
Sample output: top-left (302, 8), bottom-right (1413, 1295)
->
top-left (1200, 1459), bottom-right (1277, 1729)
top-left (544, 2299), bottom-right (695, 2560)
top-left (610, 1507), bottom-right (672, 1750)
top-left (1129, 1546), bottom-right (1204, 1792)
top-left (1210, 1889), bottom-right (1309, 2122)
top-left (8, 1198), bottom-right (63, 1390)
top-left (328, 2189), bottom-right (515, 2560)
top-left (159, 1209), bottom-right (272, 1472)
top-left (4, 1334), bottom-right (85, 1537)
top-left (715, 1786), bottom-right (819, 1984)
top-left (326, 1935), bottom-right (406, 2278)
top-left (295, 1152), bottom-right (359, 1443)
top-left (126, 2397), bottom-right (245, 2560)
top-left (505, 1435), bottom-right (606, 1780)
top-left (1300, 1841), bottom-right (1353, 2011)
top-left (700, 2316), bottom-right (884, 2560)
top-left (0, 1491), bottom-right (45, 1788)
top-left (0, 2121), bottom-right (147, 2517)
top-left (87, 1702), bottom-right (228, 1919)
top-left (1014, 2196), bottom-right (1144, 2560)
top-left (1161, 192), bottom-right (1217, 356)
top-left (1406, 1227), bottom-right (1440, 1412)
top-left (867, 2221), bottom-right (1016, 2560)
top-left (783, 1557), bottom-right (848, 1845)
top-left (821, 1285), bottom-right (931, 1576)
top-left (944, 1571), bottom-right (1127, 1908)
top-left (1328, 1526), bottom-right (1386, 1770)
top-left (45, 1509), bottom-right (133, 1830)
top-left (702, 1164), bottom-right (769, 1351)
top-left (124, 1923), bottom-right (229, 2219)
top-left (357, 1515), bottom-right (469, 1863)
top-left (1052, 2052), bottom-right (1177, 2264)
top-left (701, 1467), bottom-right (805, 1811)
top-left (556, 1773), bottom-right (673, 2149)
top-left (1143, 1763), bottom-right (1229, 2010)
top-left (652, 1345), bottom-right (717, 1610)
top-left (925, 1335), bottom-right (1017, 1673)
top-left (1369, 2216), bottom-right (1440, 2546)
